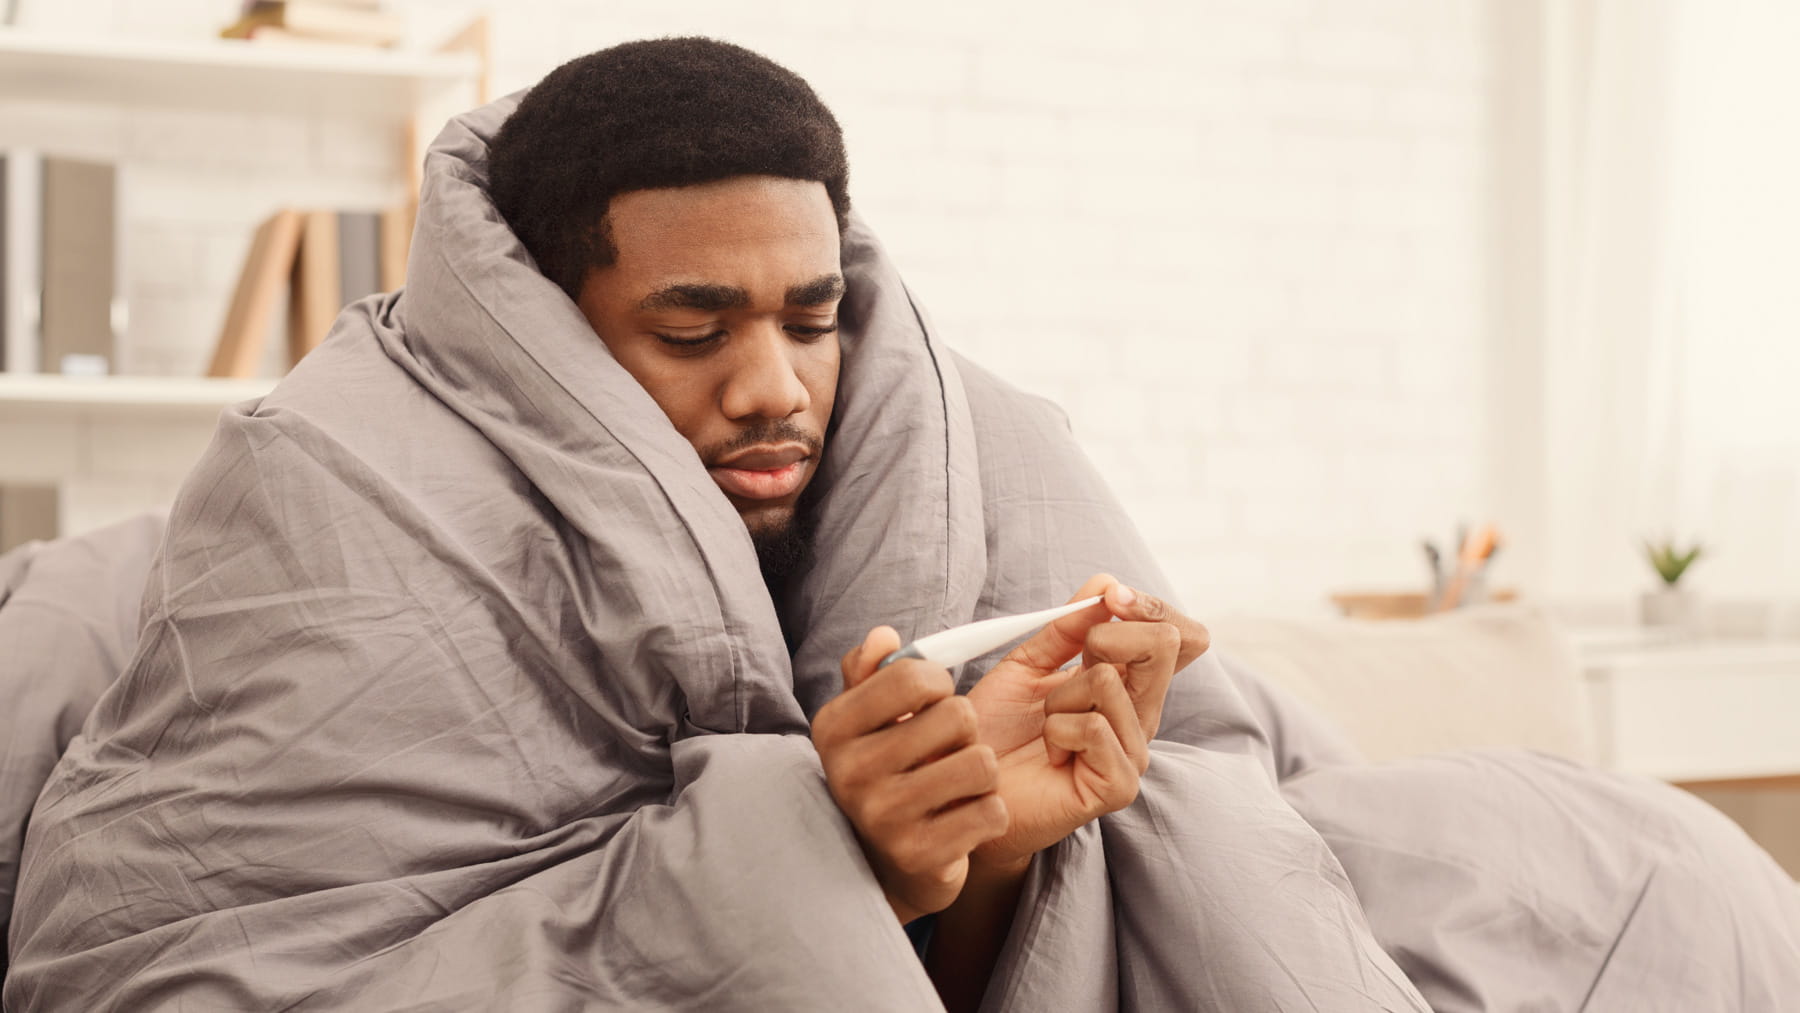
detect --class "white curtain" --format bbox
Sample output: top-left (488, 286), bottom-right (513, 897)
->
top-left (1542, 0), bottom-right (1800, 608)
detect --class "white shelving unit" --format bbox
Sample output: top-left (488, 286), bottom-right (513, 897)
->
top-left (0, 26), bottom-right (485, 543)
top-left (0, 374), bottom-right (274, 421)
top-left (0, 30), bottom-right (479, 120)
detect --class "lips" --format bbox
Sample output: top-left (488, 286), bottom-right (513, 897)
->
top-left (708, 444), bottom-right (811, 501)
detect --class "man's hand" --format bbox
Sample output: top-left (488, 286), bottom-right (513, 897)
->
top-left (811, 626), bottom-right (1010, 925)
top-left (965, 574), bottom-right (1209, 869)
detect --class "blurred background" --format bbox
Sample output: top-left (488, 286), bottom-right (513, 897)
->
top-left (1, 0), bottom-right (1796, 621)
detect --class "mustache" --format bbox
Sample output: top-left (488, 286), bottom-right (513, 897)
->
top-left (699, 419), bottom-right (824, 466)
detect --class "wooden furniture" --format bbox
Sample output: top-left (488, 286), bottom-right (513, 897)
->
top-left (1330, 588), bottom-right (1519, 620)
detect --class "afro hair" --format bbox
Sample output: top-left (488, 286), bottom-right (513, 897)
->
top-left (487, 37), bottom-right (852, 299)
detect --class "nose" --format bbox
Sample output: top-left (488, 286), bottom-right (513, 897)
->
top-left (720, 322), bottom-right (810, 422)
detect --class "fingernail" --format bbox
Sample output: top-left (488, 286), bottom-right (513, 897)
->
top-left (1112, 585), bottom-right (1136, 607)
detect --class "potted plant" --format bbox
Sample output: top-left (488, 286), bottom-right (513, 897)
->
top-left (1641, 539), bottom-right (1703, 631)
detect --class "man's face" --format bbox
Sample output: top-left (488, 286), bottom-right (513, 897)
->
top-left (576, 176), bottom-right (842, 560)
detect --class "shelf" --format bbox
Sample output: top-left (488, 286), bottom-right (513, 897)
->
top-left (0, 373), bottom-right (275, 420)
top-left (0, 30), bottom-right (479, 120)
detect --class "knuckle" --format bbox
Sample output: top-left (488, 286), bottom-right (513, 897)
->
top-left (1113, 781), bottom-right (1142, 812)
top-left (1092, 663), bottom-right (1124, 693)
top-left (949, 696), bottom-right (979, 737)
top-left (1155, 622), bottom-right (1182, 654)
top-left (837, 766), bottom-right (869, 798)
top-left (970, 744), bottom-right (999, 785)
top-left (832, 746), bottom-right (872, 791)
top-left (1082, 712), bottom-right (1109, 740)
top-left (982, 794), bottom-right (1009, 831)
top-left (810, 700), bottom-right (838, 737)
top-left (893, 834), bottom-right (931, 877)
top-left (903, 664), bottom-right (950, 703)
top-left (864, 799), bottom-right (902, 838)
top-left (970, 796), bottom-right (1008, 837)
top-left (1085, 622), bottom-right (1116, 654)
top-left (845, 794), bottom-right (877, 831)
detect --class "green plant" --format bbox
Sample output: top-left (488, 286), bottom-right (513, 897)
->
top-left (1644, 539), bottom-right (1704, 586)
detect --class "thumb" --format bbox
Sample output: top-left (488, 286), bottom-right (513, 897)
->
top-left (841, 625), bottom-right (902, 691)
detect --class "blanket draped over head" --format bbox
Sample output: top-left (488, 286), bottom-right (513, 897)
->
top-left (7, 96), bottom-right (1799, 1011)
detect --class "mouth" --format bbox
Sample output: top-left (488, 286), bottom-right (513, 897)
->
top-left (707, 444), bottom-right (812, 502)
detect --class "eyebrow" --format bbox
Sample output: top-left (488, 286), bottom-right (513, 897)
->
top-left (635, 274), bottom-right (846, 313)
top-left (786, 273), bottom-right (846, 307)
top-left (637, 283), bottom-right (749, 313)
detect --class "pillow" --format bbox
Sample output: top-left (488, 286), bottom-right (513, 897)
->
top-left (1204, 604), bottom-right (1597, 766)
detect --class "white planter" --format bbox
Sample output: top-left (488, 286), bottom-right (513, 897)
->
top-left (1640, 587), bottom-right (1697, 632)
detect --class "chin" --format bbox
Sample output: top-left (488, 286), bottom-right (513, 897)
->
top-left (739, 503), bottom-right (795, 538)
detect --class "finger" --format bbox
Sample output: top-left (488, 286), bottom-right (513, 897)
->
top-left (1043, 663), bottom-right (1146, 771)
top-left (818, 657), bottom-right (953, 747)
top-left (859, 744), bottom-right (998, 843)
top-left (1103, 585), bottom-right (1211, 671)
top-left (1082, 620), bottom-right (1180, 743)
top-left (1042, 663), bottom-right (1098, 768)
top-left (897, 743), bottom-right (1001, 816)
top-left (1043, 710), bottom-right (1139, 815)
top-left (867, 695), bottom-right (981, 773)
top-left (997, 573), bottom-right (1119, 675)
top-left (886, 793), bottom-right (1009, 883)
top-left (842, 625), bottom-right (902, 692)
top-left (1046, 661), bottom-right (1148, 774)
top-left (922, 792), bottom-right (1010, 861)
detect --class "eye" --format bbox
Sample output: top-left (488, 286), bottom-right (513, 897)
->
top-left (652, 330), bottom-right (725, 352)
top-left (786, 322), bottom-right (838, 342)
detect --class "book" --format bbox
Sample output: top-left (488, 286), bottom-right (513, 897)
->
top-left (378, 204), bottom-right (410, 291)
top-left (40, 157), bottom-right (119, 375)
top-left (287, 210), bottom-right (339, 365)
top-left (337, 211), bottom-right (382, 307)
top-left (208, 209), bottom-right (304, 379)
top-left (210, 207), bottom-right (391, 378)
top-left (287, 210), bottom-right (385, 363)
top-left (0, 150), bottom-right (41, 373)
top-left (0, 484), bottom-right (57, 554)
top-left (222, 2), bottom-right (403, 47)
top-left (1, 153), bottom-right (122, 375)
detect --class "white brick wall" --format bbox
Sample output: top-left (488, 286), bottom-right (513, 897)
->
top-left (6, 0), bottom-right (1502, 613)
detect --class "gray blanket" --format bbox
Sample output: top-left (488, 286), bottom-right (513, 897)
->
top-left (7, 96), bottom-right (1798, 1010)
top-left (0, 513), bottom-right (165, 974)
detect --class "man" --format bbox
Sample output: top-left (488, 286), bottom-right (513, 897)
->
top-left (484, 38), bottom-right (1211, 1003)
top-left (8, 37), bottom-right (1797, 1013)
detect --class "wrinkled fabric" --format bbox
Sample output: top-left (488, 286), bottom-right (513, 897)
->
top-left (1284, 751), bottom-right (1800, 1011)
top-left (6, 90), bottom-right (1798, 1012)
top-left (0, 512), bottom-right (165, 972)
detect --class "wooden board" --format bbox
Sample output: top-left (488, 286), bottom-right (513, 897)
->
top-left (208, 208), bottom-right (303, 379)
top-left (288, 209), bottom-right (340, 365)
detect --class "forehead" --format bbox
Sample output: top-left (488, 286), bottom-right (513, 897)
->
top-left (602, 176), bottom-right (841, 290)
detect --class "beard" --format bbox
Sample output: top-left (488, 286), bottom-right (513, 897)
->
top-left (748, 483), bottom-right (821, 590)
top-left (700, 419), bottom-right (827, 590)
